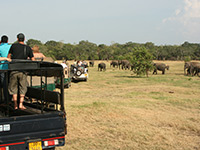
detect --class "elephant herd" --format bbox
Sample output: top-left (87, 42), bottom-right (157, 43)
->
top-left (97, 60), bottom-right (131, 72)
top-left (109, 60), bottom-right (169, 75)
top-left (89, 60), bottom-right (200, 77)
top-left (96, 60), bottom-right (169, 74)
top-left (110, 60), bottom-right (132, 70)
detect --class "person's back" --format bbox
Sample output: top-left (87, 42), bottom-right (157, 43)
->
top-left (8, 33), bottom-right (35, 110)
top-left (0, 35), bottom-right (11, 69)
top-left (9, 43), bottom-right (33, 60)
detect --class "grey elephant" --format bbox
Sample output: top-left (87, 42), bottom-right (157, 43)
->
top-left (184, 62), bottom-right (192, 75)
top-left (89, 61), bottom-right (94, 67)
top-left (153, 63), bottom-right (169, 74)
top-left (98, 63), bottom-right (106, 71)
top-left (188, 62), bottom-right (200, 76)
top-left (110, 60), bottom-right (118, 68)
top-left (121, 60), bottom-right (130, 70)
top-left (193, 63), bottom-right (200, 76)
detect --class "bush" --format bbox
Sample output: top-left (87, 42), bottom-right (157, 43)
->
top-left (127, 47), bottom-right (154, 77)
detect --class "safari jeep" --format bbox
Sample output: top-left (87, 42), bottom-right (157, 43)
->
top-left (55, 65), bottom-right (71, 88)
top-left (0, 60), bottom-right (67, 150)
top-left (70, 64), bottom-right (88, 82)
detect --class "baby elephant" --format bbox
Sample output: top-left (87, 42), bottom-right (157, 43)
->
top-left (98, 63), bottom-right (106, 71)
top-left (153, 63), bottom-right (169, 74)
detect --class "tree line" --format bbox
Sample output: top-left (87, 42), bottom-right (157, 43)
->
top-left (26, 39), bottom-right (200, 61)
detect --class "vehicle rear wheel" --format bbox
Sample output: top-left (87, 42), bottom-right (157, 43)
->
top-left (43, 148), bottom-right (55, 150)
top-left (64, 83), bottom-right (70, 88)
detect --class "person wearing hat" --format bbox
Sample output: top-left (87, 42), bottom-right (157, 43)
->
top-left (7, 33), bottom-right (35, 110)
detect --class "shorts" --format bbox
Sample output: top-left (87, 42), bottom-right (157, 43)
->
top-left (8, 71), bottom-right (28, 95)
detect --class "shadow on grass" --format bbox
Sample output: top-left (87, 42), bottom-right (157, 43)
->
top-left (72, 80), bottom-right (87, 83)
top-left (114, 75), bottom-right (147, 78)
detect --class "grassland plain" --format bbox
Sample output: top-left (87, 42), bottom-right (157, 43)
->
top-left (57, 60), bottom-right (200, 150)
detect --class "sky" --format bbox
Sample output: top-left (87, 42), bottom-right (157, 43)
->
top-left (0, 0), bottom-right (200, 46)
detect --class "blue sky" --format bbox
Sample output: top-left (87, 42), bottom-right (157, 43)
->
top-left (1, 0), bottom-right (200, 45)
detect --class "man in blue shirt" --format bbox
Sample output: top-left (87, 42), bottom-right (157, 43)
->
top-left (0, 35), bottom-right (11, 103)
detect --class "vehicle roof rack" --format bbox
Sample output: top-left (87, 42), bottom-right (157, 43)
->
top-left (0, 60), bottom-right (64, 77)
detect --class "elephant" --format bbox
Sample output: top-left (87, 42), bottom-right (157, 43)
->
top-left (89, 61), bottom-right (94, 67)
top-left (110, 60), bottom-right (118, 68)
top-left (193, 63), bottom-right (200, 77)
top-left (98, 63), bottom-right (106, 71)
top-left (187, 62), bottom-right (200, 76)
top-left (153, 63), bottom-right (169, 74)
top-left (121, 60), bottom-right (130, 70)
top-left (184, 62), bottom-right (192, 75)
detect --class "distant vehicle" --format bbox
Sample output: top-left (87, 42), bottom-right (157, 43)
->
top-left (0, 60), bottom-right (67, 150)
top-left (33, 55), bottom-right (71, 89)
top-left (55, 64), bottom-right (71, 88)
top-left (70, 64), bottom-right (88, 81)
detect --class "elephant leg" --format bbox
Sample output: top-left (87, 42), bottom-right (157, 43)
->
top-left (194, 71), bottom-right (197, 76)
top-left (190, 67), bottom-right (194, 76)
top-left (186, 69), bottom-right (190, 75)
top-left (197, 70), bottom-right (200, 77)
top-left (153, 69), bottom-right (156, 74)
top-left (162, 70), bottom-right (165, 74)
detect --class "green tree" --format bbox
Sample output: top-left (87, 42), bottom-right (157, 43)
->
top-left (128, 47), bottom-right (154, 77)
top-left (26, 39), bottom-right (48, 54)
top-left (45, 40), bottom-right (65, 59)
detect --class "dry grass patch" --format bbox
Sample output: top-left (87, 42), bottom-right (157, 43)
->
top-left (57, 60), bottom-right (200, 150)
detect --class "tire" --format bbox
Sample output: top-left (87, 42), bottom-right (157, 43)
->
top-left (64, 83), bottom-right (70, 88)
top-left (43, 147), bottom-right (55, 150)
top-left (76, 70), bottom-right (82, 76)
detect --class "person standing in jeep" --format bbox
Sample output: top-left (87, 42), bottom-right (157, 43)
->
top-left (7, 33), bottom-right (35, 110)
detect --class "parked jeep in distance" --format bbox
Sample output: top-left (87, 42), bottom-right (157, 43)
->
top-left (70, 64), bottom-right (88, 82)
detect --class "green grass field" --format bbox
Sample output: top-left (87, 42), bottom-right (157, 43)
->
top-left (57, 60), bottom-right (200, 150)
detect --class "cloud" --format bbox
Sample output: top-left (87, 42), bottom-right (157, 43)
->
top-left (175, 9), bottom-right (181, 16)
top-left (184, 0), bottom-right (200, 18)
top-left (162, 0), bottom-right (200, 42)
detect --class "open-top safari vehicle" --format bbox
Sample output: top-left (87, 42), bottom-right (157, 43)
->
top-left (70, 64), bottom-right (88, 82)
top-left (55, 64), bottom-right (71, 88)
top-left (32, 57), bottom-right (71, 90)
top-left (0, 60), bottom-right (67, 150)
